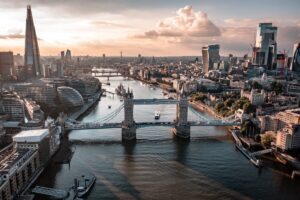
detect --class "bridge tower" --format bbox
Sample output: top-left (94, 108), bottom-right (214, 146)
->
top-left (174, 87), bottom-right (190, 139)
top-left (122, 88), bottom-right (136, 141)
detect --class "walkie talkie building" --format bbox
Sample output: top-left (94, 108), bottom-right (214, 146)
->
top-left (24, 5), bottom-right (41, 77)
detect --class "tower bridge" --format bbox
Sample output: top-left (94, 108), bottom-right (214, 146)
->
top-left (64, 90), bottom-right (241, 141)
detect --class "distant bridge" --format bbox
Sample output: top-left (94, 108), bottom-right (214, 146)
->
top-left (92, 69), bottom-right (128, 78)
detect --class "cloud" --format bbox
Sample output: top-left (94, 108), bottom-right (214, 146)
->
top-left (134, 5), bottom-right (220, 39)
top-left (91, 20), bottom-right (133, 29)
top-left (0, 33), bottom-right (24, 39)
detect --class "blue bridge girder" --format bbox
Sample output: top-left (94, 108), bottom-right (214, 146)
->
top-left (64, 121), bottom-right (241, 130)
top-left (133, 99), bottom-right (179, 105)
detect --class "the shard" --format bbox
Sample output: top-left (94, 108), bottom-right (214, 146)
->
top-left (24, 5), bottom-right (41, 77)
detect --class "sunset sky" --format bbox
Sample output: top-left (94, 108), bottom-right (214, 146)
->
top-left (0, 0), bottom-right (299, 56)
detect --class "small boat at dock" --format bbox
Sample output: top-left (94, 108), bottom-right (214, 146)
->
top-left (74, 174), bottom-right (96, 198)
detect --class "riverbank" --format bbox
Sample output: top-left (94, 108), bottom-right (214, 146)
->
top-left (21, 90), bottom-right (103, 198)
top-left (189, 100), bottom-right (223, 119)
top-left (68, 90), bottom-right (102, 121)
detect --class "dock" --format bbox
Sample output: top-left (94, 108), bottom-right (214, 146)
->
top-left (230, 129), bottom-right (262, 168)
top-left (32, 186), bottom-right (69, 199)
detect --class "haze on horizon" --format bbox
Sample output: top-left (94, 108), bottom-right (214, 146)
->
top-left (0, 0), bottom-right (299, 57)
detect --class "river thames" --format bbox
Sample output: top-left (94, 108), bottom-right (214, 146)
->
top-left (35, 77), bottom-right (300, 200)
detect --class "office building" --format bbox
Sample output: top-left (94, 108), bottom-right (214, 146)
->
top-left (65, 49), bottom-right (71, 62)
top-left (202, 46), bottom-right (209, 73)
top-left (208, 44), bottom-right (220, 68)
top-left (276, 125), bottom-right (300, 150)
top-left (1, 92), bottom-right (25, 121)
top-left (12, 83), bottom-right (57, 107)
top-left (241, 89), bottom-right (266, 106)
top-left (24, 5), bottom-right (41, 77)
top-left (57, 86), bottom-right (84, 108)
top-left (290, 43), bottom-right (300, 73)
top-left (57, 51), bottom-right (64, 77)
top-left (254, 23), bottom-right (277, 70)
top-left (0, 52), bottom-right (14, 79)
top-left (0, 145), bottom-right (39, 200)
top-left (202, 45), bottom-right (220, 73)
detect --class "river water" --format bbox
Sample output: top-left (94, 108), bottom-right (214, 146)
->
top-left (35, 77), bottom-right (300, 200)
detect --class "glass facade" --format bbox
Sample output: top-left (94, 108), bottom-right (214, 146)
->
top-left (57, 86), bottom-right (84, 108)
top-left (24, 5), bottom-right (41, 77)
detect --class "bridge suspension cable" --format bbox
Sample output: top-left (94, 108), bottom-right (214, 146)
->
top-left (67, 103), bottom-right (124, 125)
top-left (188, 105), bottom-right (210, 122)
top-left (93, 103), bottom-right (124, 123)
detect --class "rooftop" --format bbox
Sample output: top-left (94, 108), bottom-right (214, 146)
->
top-left (13, 129), bottom-right (48, 143)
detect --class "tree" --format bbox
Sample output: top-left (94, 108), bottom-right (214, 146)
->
top-left (224, 98), bottom-right (234, 107)
top-left (252, 81), bottom-right (262, 89)
top-left (215, 102), bottom-right (225, 113)
top-left (261, 132), bottom-right (275, 147)
top-left (270, 81), bottom-right (283, 95)
top-left (254, 134), bottom-right (261, 143)
top-left (243, 102), bottom-right (255, 114)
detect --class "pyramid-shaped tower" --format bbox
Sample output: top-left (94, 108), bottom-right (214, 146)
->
top-left (24, 5), bottom-right (41, 77)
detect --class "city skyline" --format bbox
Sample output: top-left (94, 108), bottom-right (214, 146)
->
top-left (0, 0), bottom-right (299, 56)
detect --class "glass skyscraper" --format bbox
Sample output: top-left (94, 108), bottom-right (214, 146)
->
top-left (254, 23), bottom-right (277, 70)
top-left (24, 5), bottom-right (41, 77)
top-left (291, 43), bottom-right (300, 73)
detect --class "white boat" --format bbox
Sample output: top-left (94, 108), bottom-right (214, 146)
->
top-left (75, 174), bottom-right (96, 198)
top-left (154, 111), bottom-right (160, 120)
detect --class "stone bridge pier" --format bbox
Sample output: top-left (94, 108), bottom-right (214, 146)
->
top-left (122, 89), bottom-right (136, 141)
top-left (173, 90), bottom-right (190, 139)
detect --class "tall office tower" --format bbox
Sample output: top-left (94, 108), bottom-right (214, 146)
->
top-left (202, 46), bottom-right (209, 73)
top-left (120, 51), bottom-right (123, 63)
top-left (57, 51), bottom-right (64, 77)
top-left (0, 51), bottom-right (14, 79)
top-left (24, 5), bottom-right (41, 77)
top-left (208, 44), bottom-right (220, 68)
top-left (254, 23), bottom-right (277, 70)
top-left (290, 43), bottom-right (300, 73)
top-left (202, 44), bottom-right (220, 73)
top-left (65, 49), bottom-right (72, 62)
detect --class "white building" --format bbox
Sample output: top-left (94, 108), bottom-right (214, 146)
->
top-left (241, 89), bottom-right (266, 106)
top-left (276, 125), bottom-right (300, 150)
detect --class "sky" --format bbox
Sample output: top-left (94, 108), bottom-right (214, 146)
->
top-left (0, 0), bottom-right (299, 57)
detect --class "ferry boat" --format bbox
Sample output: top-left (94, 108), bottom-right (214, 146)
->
top-left (75, 174), bottom-right (96, 198)
top-left (154, 111), bottom-right (160, 120)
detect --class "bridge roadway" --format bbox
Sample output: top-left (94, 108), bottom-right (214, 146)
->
top-left (94, 74), bottom-right (123, 77)
top-left (65, 121), bottom-right (241, 130)
top-left (133, 99), bottom-right (179, 105)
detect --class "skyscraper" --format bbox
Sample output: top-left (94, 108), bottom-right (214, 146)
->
top-left (202, 44), bottom-right (220, 73)
top-left (65, 49), bottom-right (72, 62)
top-left (208, 44), bottom-right (220, 68)
top-left (291, 43), bottom-right (300, 73)
top-left (24, 5), bottom-right (41, 77)
top-left (202, 46), bottom-right (209, 73)
top-left (254, 23), bottom-right (277, 70)
top-left (0, 52), bottom-right (14, 79)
